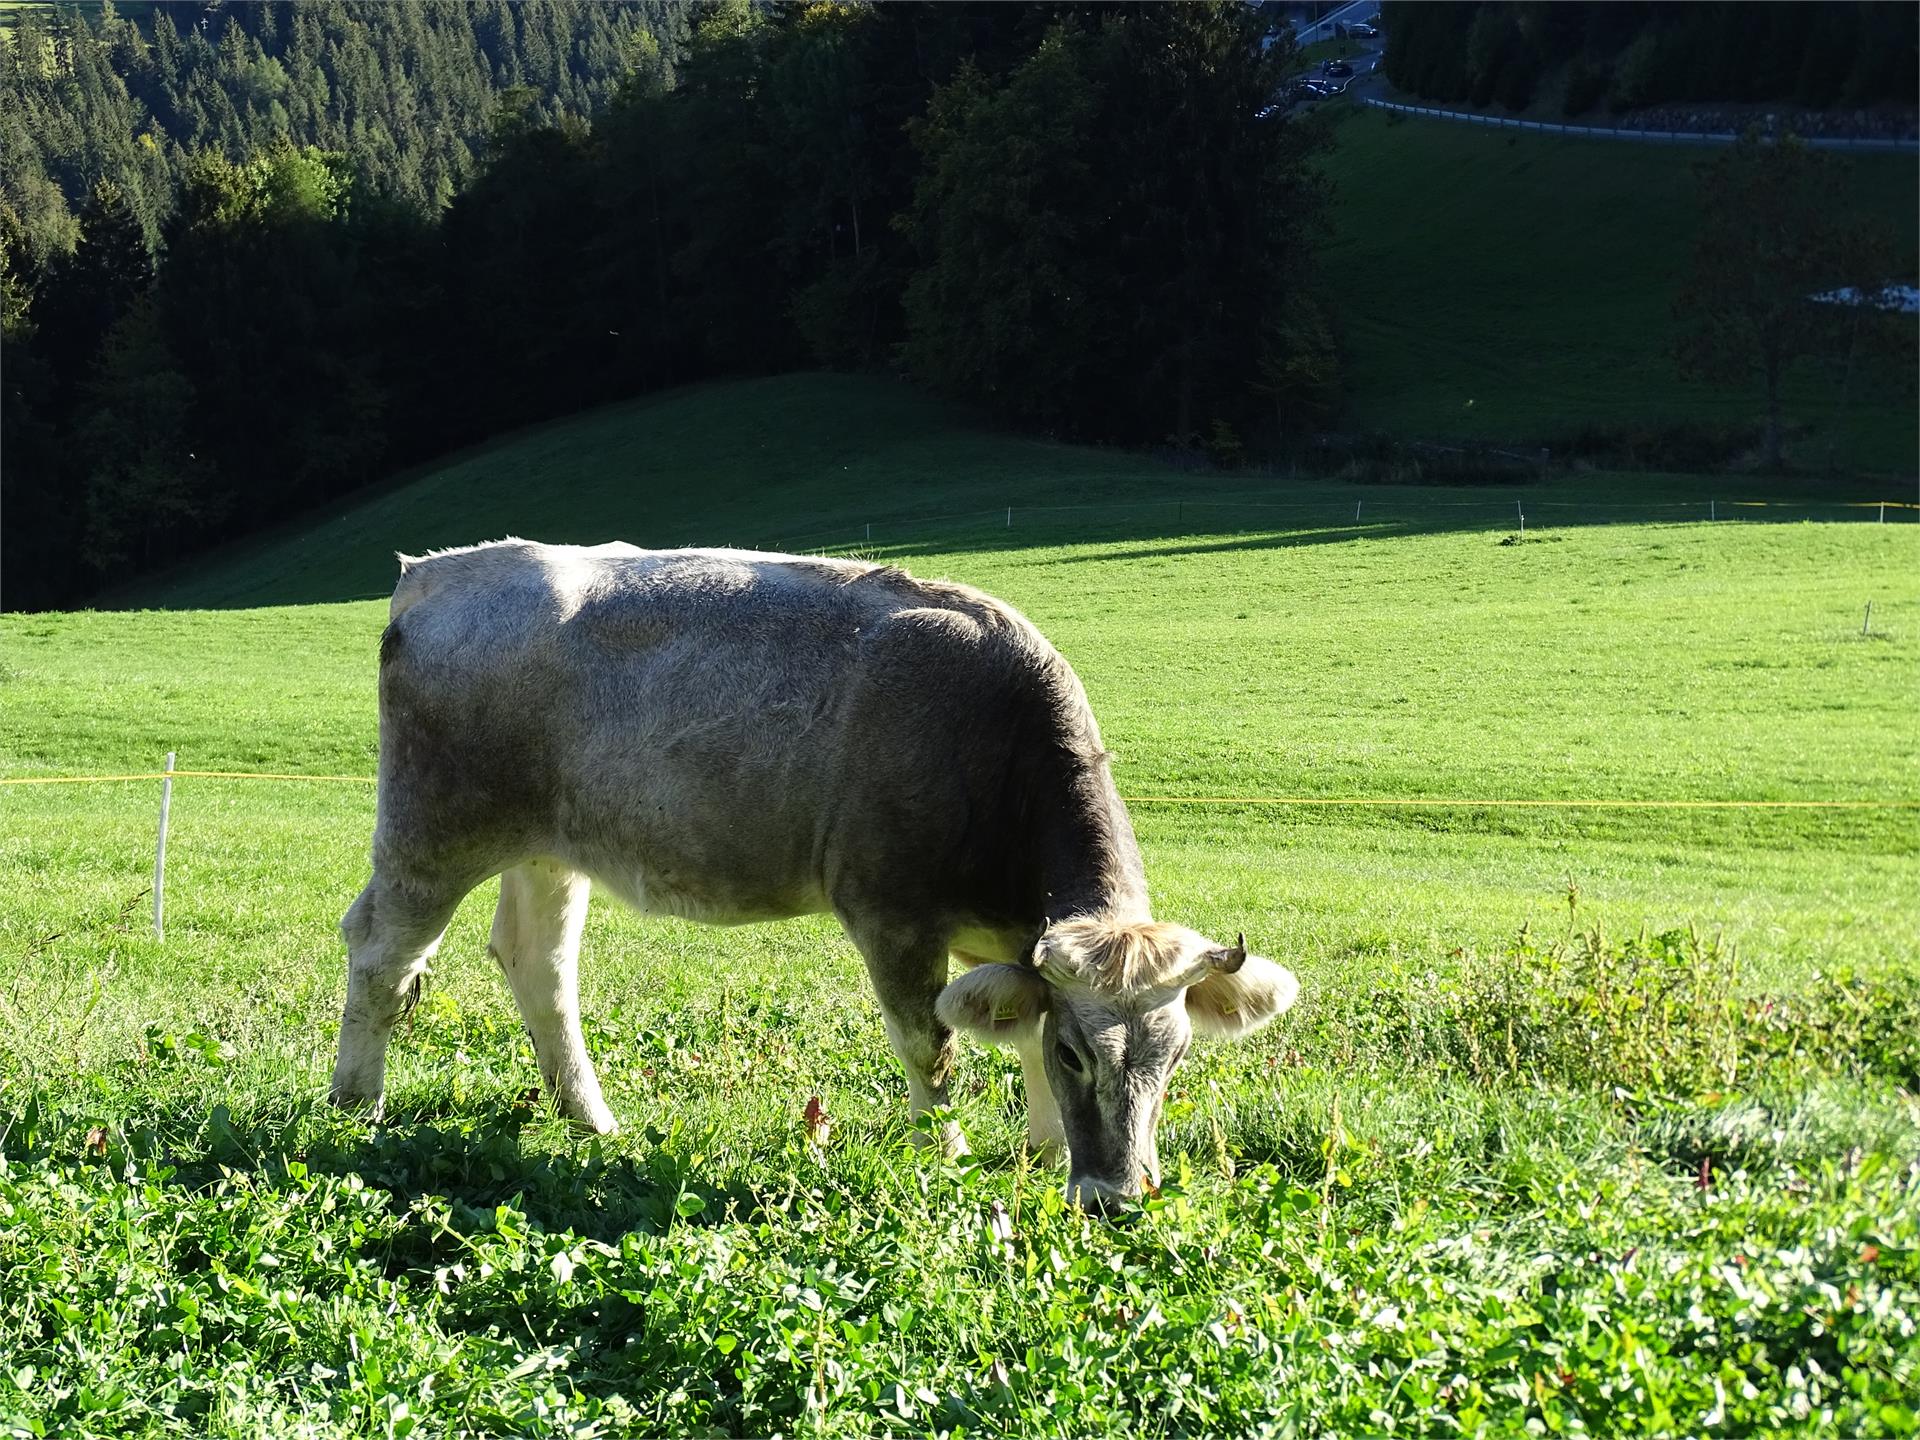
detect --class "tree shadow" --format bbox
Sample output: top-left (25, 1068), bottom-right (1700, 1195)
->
top-left (852, 487), bottom-right (1909, 570)
top-left (0, 1086), bottom-right (796, 1410)
top-left (107, 462), bottom-right (1912, 609)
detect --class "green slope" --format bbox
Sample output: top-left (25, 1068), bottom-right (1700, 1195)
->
top-left (36, 373), bottom-right (1920, 977)
top-left (1321, 105), bottom-right (1919, 469)
top-left (7, 372), bottom-right (1916, 1435)
top-left (114, 375), bottom-right (1198, 609)
top-left (114, 372), bottom-right (1910, 612)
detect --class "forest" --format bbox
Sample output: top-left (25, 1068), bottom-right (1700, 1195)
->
top-left (1378, 1), bottom-right (1918, 116)
top-left (4, 1), bottom-right (1913, 610)
top-left (1, 0), bottom-right (1332, 610)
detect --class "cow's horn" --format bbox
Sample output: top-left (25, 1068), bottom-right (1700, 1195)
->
top-left (1183, 936), bottom-right (1249, 987)
top-left (1033, 936), bottom-right (1072, 981)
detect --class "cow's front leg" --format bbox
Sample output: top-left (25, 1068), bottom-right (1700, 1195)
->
top-left (490, 861), bottom-right (616, 1136)
top-left (330, 872), bottom-right (461, 1117)
top-left (1011, 1024), bottom-right (1066, 1164)
top-left (844, 919), bottom-right (969, 1158)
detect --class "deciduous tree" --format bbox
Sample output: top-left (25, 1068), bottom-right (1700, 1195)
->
top-left (1673, 131), bottom-right (1904, 471)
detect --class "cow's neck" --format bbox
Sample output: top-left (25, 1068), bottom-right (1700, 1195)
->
top-left (1033, 759), bottom-right (1150, 925)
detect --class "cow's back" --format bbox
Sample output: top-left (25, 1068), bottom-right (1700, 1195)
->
top-left (373, 540), bottom-right (1088, 927)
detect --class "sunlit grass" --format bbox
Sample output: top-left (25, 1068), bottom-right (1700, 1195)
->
top-left (4, 380), bottom-right (1916, 1435)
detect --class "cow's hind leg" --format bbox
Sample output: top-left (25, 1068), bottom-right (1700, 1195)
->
top-left (330, 873), bottom-right (463, 1117)
top-left (844, 918), bottom-right (968, 1158)
top-left (490, 860), bottom-right (615, 1135)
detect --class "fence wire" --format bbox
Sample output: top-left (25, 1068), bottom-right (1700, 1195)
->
top-left (3, 769), bottom-right (1912, 811)
top-left (754, 494), bottom-right (1918, 556)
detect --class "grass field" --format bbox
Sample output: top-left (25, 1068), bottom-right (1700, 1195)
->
top-left (5, 377), bottom-right (1918, 1435)
top-left (0, 1), bottom-right (52, 35)
top-left (1319, 106), bottom-right (1920, 471)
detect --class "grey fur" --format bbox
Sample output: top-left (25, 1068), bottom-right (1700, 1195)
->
top-left (326, 539), bottom-right (1298, 1205)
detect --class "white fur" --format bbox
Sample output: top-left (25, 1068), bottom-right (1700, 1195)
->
top-left (936, 963), bottom-right (1051, 1038)
top-left (1185, 954), bottom-right (1300, 1037)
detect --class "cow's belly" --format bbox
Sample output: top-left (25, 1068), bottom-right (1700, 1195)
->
top-left (948, 923), bottom-right (1031, 964)
top-left (586, 857), bottom-right (828, 927)
top-left (554, 813), bottom-right (830, 928)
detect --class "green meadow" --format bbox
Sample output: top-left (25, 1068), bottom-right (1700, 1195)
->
top-left (0, 2), bottom-right (52, 36)
top-left (1320, 106), bottom-right (1920, 469)
top-left (3, 377), bottom-right (1917, 1435)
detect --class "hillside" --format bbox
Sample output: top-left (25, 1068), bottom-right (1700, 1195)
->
top-left (8, 367), bottom-right (1916, 1434)
top-left (0, 0), bottom-right (673, 244)
top-left (21, 372), bottom-right (1919, 978)
top-left (111, 372), bottom-right (1912, 612)
top-left (1319, 105), bottom-right (1919, 467)
top-left (112, 375), bottom-right (1202, 609)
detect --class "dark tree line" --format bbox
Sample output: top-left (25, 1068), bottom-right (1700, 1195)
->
top-left (1380, 2), bottom-right (1918, 116)
top-left (2, 1), bottom-right (1338, 610)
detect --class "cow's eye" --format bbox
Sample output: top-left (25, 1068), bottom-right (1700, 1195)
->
top-left (1055, 1042), bottom-right (1085, 1075)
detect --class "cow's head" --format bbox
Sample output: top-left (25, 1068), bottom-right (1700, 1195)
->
top-left (936, 917), bottom-right (1298, 1213)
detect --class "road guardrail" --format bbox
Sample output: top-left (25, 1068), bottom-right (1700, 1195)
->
top-left (1363, 98), bottom-right (1919, 152)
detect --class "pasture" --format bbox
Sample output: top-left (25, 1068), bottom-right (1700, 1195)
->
top-left (1319, 105), bottom-right (1920, 471)
top-left (3, 378), bottom-right (1917, 1436)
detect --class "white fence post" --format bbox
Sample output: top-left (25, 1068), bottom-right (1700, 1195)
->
top-left (154, 751), bottom-right (176, 942)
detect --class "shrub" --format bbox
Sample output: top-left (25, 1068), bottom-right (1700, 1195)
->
top-left (1543, 418), bottom-right (1763, 471)
top-left (1562, 56), bottom-right (1609, 116)
top-left (1204, 418), bottom-right (1245, 468)
top-left (1291, 922), bottom-right (1920, 1100)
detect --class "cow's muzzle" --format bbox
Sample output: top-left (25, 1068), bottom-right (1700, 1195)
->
top-left (1067, 1173), bottom-right (1144, 1219)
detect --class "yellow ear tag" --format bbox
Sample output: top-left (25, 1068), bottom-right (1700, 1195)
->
top-left (993, 1003), bottom-right (1020, 1024)
top-left (1218, 1001), bottom-right (1240, 1016)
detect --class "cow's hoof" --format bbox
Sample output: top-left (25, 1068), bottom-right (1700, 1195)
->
top-left (909, 1120), bottom-right (971, 1159)
top-left (560, 1098), bottom-right (619, 1137)
top-left (326, 1083), bottom-right (385, 1120)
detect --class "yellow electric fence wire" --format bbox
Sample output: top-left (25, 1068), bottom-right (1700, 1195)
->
top-left (0, 770), bottom-right (375, 785)
top-left (2, 771), bottom-right (1914, 809)
top-left (1125, 796), bottom-right (1916, 809)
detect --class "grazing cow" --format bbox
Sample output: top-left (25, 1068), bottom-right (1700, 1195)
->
top-left (329, 540), bottom-right (1299, 1209)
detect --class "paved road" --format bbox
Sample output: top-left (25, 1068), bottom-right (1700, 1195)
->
top-left (1292, 1), bottom-right (1379, 47)
top-left (1278, 34), bottom-right (1383, 108)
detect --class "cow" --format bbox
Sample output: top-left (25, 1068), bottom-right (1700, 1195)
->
top-left (328, 539), bottom-right (1299, 1211)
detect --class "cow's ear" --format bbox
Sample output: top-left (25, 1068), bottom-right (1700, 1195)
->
top-left (937, 964), bottom-right (1051, 1042)
top-left (1186, 954), bottom-right (1299, 1038)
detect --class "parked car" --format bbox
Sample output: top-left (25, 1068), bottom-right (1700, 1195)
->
top-left (1322, 60), bottom-right (1354, 78)
top-left (1345, 21), bottom-right (1380, 40)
